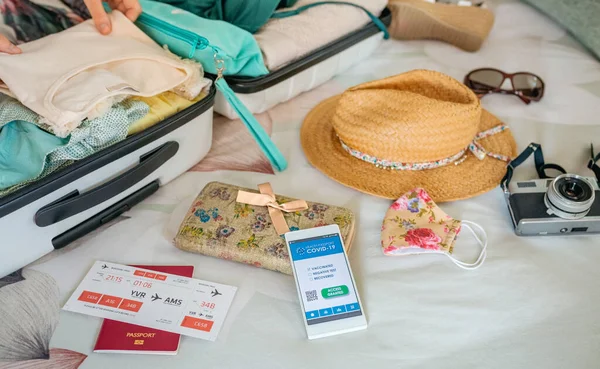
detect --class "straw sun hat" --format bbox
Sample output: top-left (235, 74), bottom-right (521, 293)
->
top-left (300, 70), bottom-right (517, 202)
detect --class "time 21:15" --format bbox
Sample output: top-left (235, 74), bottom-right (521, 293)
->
top-left (104, 275), bottom-right (123, 283)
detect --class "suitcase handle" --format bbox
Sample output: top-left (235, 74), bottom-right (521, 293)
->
top-left (35, 141), bottom-right (179, 227)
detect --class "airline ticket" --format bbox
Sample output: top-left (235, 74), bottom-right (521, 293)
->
top-left (63, 261), bottom-right (237, 341)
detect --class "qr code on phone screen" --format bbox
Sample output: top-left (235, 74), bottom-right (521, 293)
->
top-left (305, 290), bottom-right (318, 302)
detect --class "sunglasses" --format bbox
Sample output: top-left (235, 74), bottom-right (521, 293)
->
top-left (464, 68), bottom-right (545, 104)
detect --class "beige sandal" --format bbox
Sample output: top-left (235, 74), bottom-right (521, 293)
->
top-left (388, 0), bottom-right (495, 52)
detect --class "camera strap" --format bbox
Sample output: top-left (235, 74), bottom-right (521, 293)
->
top-left (587, 144), bottom-right (600, 183)
top-left (501, 143), bottom-right (567, 192)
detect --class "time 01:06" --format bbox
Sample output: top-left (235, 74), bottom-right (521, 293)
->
top-left (133, 280), bottom-right (153, 288)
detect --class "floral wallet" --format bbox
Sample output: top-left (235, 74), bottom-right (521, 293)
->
top-left (174, 182), bottom-right (355, 275)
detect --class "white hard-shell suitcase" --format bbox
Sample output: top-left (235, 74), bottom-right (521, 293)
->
top-left (0, 86), bottom-right (216, 278)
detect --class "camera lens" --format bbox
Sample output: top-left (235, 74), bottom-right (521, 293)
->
top-left (557, 177), bottom-right (591, 202)
top-left (544, 174), bottom-right (595, 220)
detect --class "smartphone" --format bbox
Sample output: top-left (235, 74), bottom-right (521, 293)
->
top-left (284, 224), bottom-right (367, 340)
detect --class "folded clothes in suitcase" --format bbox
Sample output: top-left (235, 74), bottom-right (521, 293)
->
top-left (214, 8), bottom-right (392, 119)
top-left (0, 84), bottom-right (216, 278)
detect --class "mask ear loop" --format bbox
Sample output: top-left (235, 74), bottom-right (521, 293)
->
top-left (445, 220), bottom-right (488, 270)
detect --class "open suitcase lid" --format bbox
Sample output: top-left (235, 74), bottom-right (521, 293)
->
top-left (218, 8), bottom-right (392, 94)
top-left (0, 7), bottom-right (391, 217)
top-left (0, 84), bottom-right (216, 219)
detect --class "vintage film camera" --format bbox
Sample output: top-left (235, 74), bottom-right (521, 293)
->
top-left (502, 143), bottom-right (600, 236)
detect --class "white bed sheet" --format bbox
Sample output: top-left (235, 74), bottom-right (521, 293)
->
top-left (10, 1), bottom-right (600, 368)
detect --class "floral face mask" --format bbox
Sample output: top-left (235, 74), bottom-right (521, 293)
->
top-left (380, 188), bottom-right (487, 270)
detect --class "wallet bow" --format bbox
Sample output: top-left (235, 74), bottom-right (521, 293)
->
top-left (236, 183), bottom-right (308, 235)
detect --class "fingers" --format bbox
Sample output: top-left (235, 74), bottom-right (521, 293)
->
top-left (107, 0), bottom-right (141, 22)
top-left (121, 0), bottom-right (142, 22)
top-left (84, 0), bottom-right (141, 35)
top-left (108, 0), bottom-right (127, 15)
top-left (0, 35), bottom-right (21, 54)
top-left (84, 0), bottom-right (112, 34)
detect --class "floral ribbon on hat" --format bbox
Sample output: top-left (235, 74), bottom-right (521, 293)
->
top-left (340, 124), bottom-right (511, 170)
top-left (236, 183), bottom-right (308, 235)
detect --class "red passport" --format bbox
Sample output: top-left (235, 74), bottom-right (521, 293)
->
top-left (93, 265), bottom-right (194, 355)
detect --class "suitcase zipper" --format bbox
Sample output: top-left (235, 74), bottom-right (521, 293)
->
top-left (138, 11), bottom-right (287, 172)
top-left (137, 13), bottom-right (211, 59)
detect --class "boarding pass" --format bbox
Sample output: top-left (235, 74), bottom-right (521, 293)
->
top-left (63, 261), bottom-right (237, 341)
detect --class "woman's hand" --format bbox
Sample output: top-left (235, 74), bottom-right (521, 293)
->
top-left (84, 0), bottom-right (142, 35)
top-left (0, 0), bottom-right (141, 54)
top-left (0, 34), bottom-right (20, 54)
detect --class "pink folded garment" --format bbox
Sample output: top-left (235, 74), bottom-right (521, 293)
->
top-left (0, 11), bottom-right (203, 137)
top-left (254, 0), bottom-right (387, 71)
